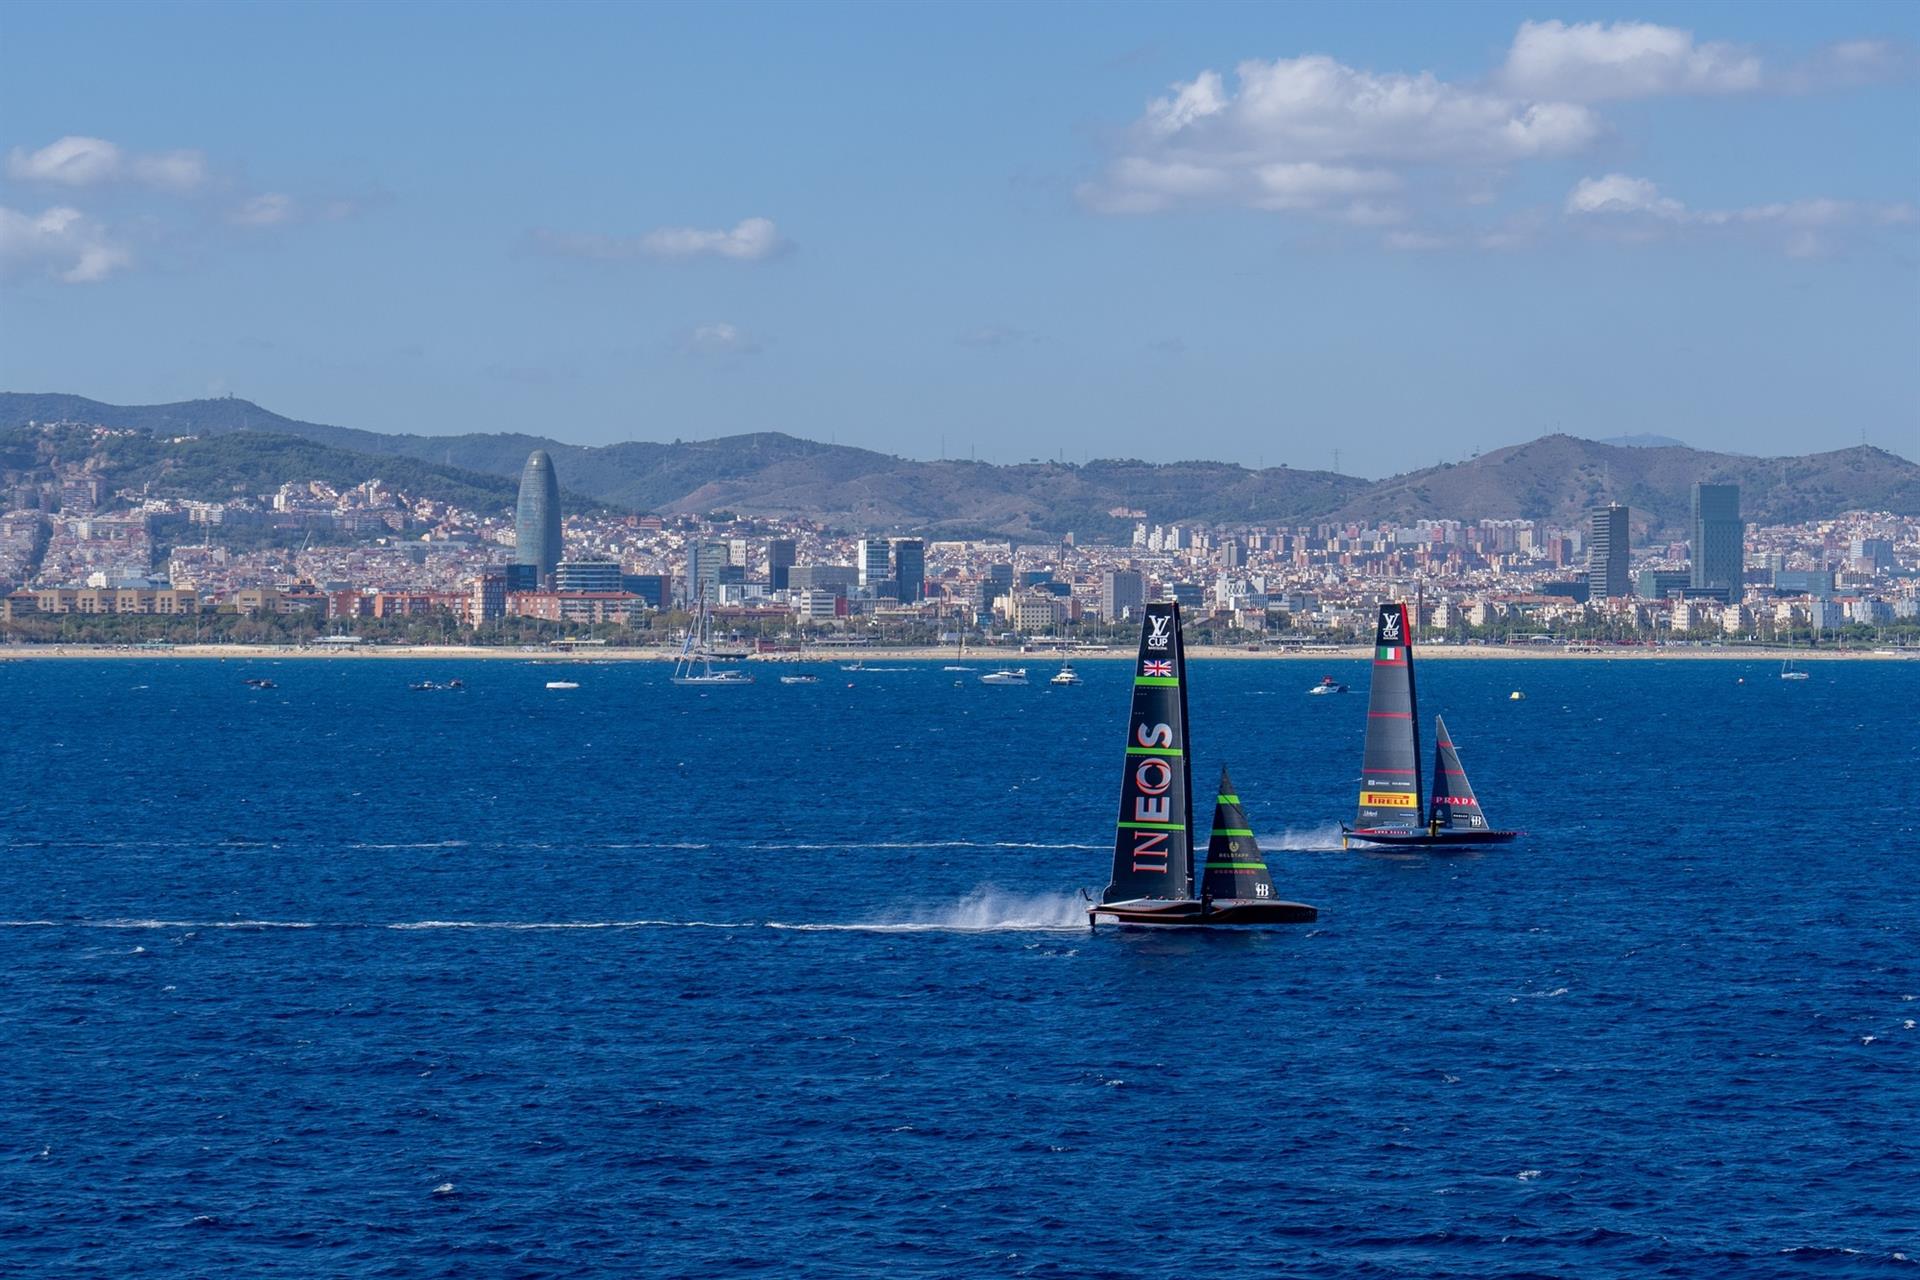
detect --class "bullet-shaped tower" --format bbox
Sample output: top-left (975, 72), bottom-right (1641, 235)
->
top-left (515, 450), bottom-right (562, 589)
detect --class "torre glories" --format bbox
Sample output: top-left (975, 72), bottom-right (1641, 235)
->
top-left (514, 449), bottom-right (562, 590)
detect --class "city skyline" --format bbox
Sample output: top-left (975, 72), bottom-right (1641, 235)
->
top-left (3, 2), bottom-right (1916, 469)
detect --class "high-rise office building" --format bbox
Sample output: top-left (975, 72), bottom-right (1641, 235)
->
top-left (514, 450), bottom-right (562, 589)
top-left (856, 539), bottom-right (891, 590)
top-left (686, 541), bottom-right (729, 604)
top-left (890, 538), bottom-right (925, 603)
top-left (555, 560), bottom-right (622, 594)
top-left (1689, 483), bottom-right (1742, 600)
top-left (1587, 504), bottom-right (1630, 599)
top-left (789, 564), bottom-right (857, 595)
top-left (766, 539), bottom-right (796, 591)
top-left (1101, 569), bottom-right (1144, 621)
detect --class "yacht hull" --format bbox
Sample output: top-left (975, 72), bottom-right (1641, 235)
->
top-left (1342, 828), bottom-right (1519, 849)
top-left (1089, 898), bottom-right (1317, 928)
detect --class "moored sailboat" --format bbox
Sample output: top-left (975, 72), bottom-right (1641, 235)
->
top-left (1088, 602), bottom-right (1316, 927)
top-left (1340, 602), bottom-right (1516, 849)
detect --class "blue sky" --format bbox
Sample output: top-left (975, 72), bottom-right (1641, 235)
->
top-left (2, 0), bottom-right (1915, 474)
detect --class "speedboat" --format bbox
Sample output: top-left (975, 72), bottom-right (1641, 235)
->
top-left (1049, 661), bottom-right (1082, 686)
top-left (545, 680), bottom-right (579, 690)
top-left (1307, 675), bottom-right (1348, 695)
top-left (779, 674), bottom-right (818, 685)
top-left (980, 668), bottom-right (1028, 685)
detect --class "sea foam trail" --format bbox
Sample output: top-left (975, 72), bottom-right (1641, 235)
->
top-left (768, 887), bottom-right (1089, 933)
top-left (1263, 824), bottom-right (1349, 852)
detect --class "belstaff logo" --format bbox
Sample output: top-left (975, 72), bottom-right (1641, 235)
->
top-left (1380, 610), bottom-right (1402, 642)
top-left (1146, 614), bottom-right (1172, 651)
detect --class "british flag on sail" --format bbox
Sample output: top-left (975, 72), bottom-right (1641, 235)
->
top-left (1142, 659), bottom-right (1172, 677)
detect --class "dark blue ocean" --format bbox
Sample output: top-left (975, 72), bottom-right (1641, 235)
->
top-left (3, 655), bottom-right (1916, 1277)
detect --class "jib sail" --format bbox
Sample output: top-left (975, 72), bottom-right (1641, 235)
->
top-left (1103, 601), bottom-right (1194, 903)
top-left (1355, 601), bottom-right (1423, 831)
top-left (1200, 765), bottom-right (1276, 904)
top-left (1429, 715), bottom-right (1489, 831)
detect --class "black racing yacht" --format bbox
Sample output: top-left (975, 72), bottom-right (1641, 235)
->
top-left (1088, 602), bottom-right (1316, 927)
top-left (1341, 602), bottom-right (1518, 850)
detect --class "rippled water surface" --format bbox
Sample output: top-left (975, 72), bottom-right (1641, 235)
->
top-left (3, 655), bottom-right (1916, 1276)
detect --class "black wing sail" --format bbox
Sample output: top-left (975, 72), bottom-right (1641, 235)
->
top-left (1103, 601), bottom-right (1194, 904)
top-left (1430, 715), bottom-right (1489, 831)
top-left (1355, 602), bottom-right (1423, 832)
top-left (1201, 766), bottom-right (1276, 903)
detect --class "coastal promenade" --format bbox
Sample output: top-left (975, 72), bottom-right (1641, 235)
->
top-left (2, 642), bottom-right (1907, 662)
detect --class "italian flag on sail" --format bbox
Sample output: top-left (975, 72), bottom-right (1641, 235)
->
top-left (1376, 645), bottom-right (1402, 661)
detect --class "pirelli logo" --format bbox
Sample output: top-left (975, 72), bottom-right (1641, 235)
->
top-left (1359, 790), bottom-right (1417, 809)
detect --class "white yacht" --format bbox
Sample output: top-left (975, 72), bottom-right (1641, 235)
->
top-left (980, 667), bottom-right (1028, 685)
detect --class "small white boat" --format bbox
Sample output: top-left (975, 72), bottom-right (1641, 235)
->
top-left (1049, 661), bottom-right (1082, 687)
top-left (1780, 659), bottom-right (1810, 681)
top-left (545, 681), bottom-right (579, 690)
top-left (779, 674), bottom-right (818, 685)
top-left (1508, 690), bottom-right (1526, 701)
top-left (1307, 675), bottom-right (1348, 695)
top-left (942, 665), bottom-right (971, 672)
top-left (980, 668), bottom-right (1028, 685)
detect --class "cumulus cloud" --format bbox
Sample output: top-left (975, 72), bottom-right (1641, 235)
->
top-left (7, 135), bottom-right (207, 191)
top-left (680, 321), bottom-right (762, 355)
top-left (534, 217), bottom-right (788, 262)
top-left (0, 205), bottom-right (132, 283)
top-left (1081, 53), bottom-right (1599, 218)
top-left (1499, 21), bottom-right (1763, 101)
top-left (1566, 173), bottom-right (1916, 254)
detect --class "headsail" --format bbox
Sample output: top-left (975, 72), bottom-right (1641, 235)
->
top-left (1103, 601), bottom-right (1194, 903)
top-left (1355, 601), bottom-right (1422, 831)
top-left (1429, 715), bottom-right (1489, 831)
top-left (1201, 766), bottom-right (1276, 904)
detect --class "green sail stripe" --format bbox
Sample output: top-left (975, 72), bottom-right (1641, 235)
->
top-left (1117, 821), bottom-right (1186, 831)
top-left (1204, 862), bottom-right (1268, 870)
top-left (1210, 827), bottom-right (1255, 837)
top-left (1125, 746), bottom-right (1184, 756)
top-left (1215, 794), bottom-right (1239, 804)
top-left (1132, 676), bottom-right (1180, 687)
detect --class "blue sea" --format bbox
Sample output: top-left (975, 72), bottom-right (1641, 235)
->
top-left (3, 655), bottom-right (1916, 1277)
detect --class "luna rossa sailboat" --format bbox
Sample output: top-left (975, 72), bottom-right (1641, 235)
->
top-left (1341, 602), bottom-right (1517, 850)
top-left (1089, 602), bottom-right (1316, 927)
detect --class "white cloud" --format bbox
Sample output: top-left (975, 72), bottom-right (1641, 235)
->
top-left (0, 205), bottom-right (131, 283)
top-left (6, 135), bottom-right (208, 191)
top-left (641, 217), bottom-right (785, 260)
top-left (1565, 173), bottom-right (1916, 254)
top-left (535, 217), bottom-right (787, 262)
top-left (681, 322), bottom-right (761, 355)
top-left (1500, 21), bottom-right (1763, 101)
top-left (1081, 53), bottom-right (1600, 216)
top-left (231, 193), bottom-right (298, 227)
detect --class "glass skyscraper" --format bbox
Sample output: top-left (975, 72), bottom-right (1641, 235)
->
top-left (514, 450), bottom-right (562, 590)
top-left (1587, 503), bottom-right (1630, 599)
top-left (1689, 483), bottom-right (1742, 600)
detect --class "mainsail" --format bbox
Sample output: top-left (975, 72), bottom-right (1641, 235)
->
top-left (1354, 602), bottom-right (1423, 831)
top-left (1200, 766), bottom-right (1276, 904)
top-left (1429, 715), bottom-right (1489, 831)
top-left (1102, 601), bottom-right (1194, 903)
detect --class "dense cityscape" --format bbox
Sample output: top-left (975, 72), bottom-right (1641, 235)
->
top-left (3, 422), bottom-right (1914, 649)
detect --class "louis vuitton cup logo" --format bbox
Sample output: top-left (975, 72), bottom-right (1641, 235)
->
top-left (1146, 613), bottom-right (1172, 651)
top-left (1380, 610), bottom-right (1402, 642)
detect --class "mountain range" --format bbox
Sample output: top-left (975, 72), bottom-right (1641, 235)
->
top-left (4, 393), bottom-right (1915, 539)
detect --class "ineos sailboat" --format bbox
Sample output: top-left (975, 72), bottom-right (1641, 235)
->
top-left (1341, 602), bottom-right (1516, 849)
top-left (1088, 602), bottom-right (1316, 927)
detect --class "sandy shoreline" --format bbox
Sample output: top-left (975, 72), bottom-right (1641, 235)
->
top-left (1, 643), bottom-right (1908, 662)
